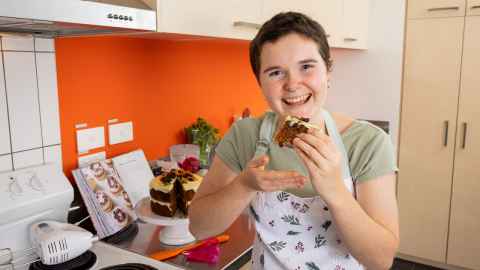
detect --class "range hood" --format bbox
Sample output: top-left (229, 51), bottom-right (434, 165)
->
top-left (0, 0), bottom-right (156, 37)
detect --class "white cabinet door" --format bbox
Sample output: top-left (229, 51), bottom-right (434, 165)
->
top-left (262, 0), bottom-right (343, 45)
top-left (0, 154), bottom-right (12, 172)
top-left (43, 145), bottom-right (62, 170)
top-left (13, 148), bottom-right (43, 170)
top-left (3, 52), bottom-right (43, 152)
top-left (157, 0), bottom-right (261, 40)
top-left (36, 53), bottom-right (61, 146)
top-left (340, 0), bottom-right (369, 49)
top-left (0, 53), bottom-right (11, 155)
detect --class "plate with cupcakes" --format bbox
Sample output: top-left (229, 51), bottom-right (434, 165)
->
top-left (135, 168), bottom-right (203, 245)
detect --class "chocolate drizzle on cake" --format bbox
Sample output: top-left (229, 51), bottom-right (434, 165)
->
top-left (149, 168), bottom-right (202, 217)
top-left (275, 116), bottom-right (314, 147)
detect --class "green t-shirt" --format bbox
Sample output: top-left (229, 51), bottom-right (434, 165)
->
top-left (215, 113), bottom-right (398, 197)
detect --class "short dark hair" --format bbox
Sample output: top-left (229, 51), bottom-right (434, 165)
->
top-left (249, 12), bottom-right (332, 82)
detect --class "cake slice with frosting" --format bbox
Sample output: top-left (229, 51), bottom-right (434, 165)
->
top-left (149, 170), bottom-right (177, 217)
top-left (177, 169), bottom-right (202, 215)
top-left (149, 168), bottom-right (203, 217)
top-left (274, 115), bottom-right (320, 147)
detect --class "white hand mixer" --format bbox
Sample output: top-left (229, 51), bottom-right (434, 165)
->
top-left (0, 221), bottom-right (98, 269)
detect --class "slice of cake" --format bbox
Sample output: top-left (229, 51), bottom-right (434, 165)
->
top-left (176, 170), bottom-right (203, 215)
top-left (274, 115), bottom-right (319, 147)
top-left (150, 171), bottom-right (177, 217)
top-left (149, 168), bottom-right (203, 217)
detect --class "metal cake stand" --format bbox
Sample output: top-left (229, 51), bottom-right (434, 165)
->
top-left (135, 197), bottom-right (195, 245)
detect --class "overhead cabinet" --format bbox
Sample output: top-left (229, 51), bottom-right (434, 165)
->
top-left (144, 0), bottom-right (370, 49)
top-left (398, 1), bottom-right (480, 269)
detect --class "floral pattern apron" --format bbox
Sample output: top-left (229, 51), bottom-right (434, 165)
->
top-left (249, 110), bottom-right (364, 270)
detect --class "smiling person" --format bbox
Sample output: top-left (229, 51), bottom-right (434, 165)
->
top-left (189, 12), bottom-right (399, 270)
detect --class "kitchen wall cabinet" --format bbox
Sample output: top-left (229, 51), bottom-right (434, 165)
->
top-left (155, 0), bottom-right (261, 40)
top-left (398, 1), bottom-right (480, 269)
top-left (3, 51), bottom-right (43, 152)
top-left (262, 0), bottom-right (343, 46)
top-left (0, 53), bottom-right (11, 156)
top-left (407, 0), bottom-right (466, 19)
top-left (337, 0), bottom-right (369, 49)
top-left (146, 0), bottom-right (370, 49)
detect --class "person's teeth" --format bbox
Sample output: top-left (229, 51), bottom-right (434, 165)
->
top-left (284, 94), bottom-right (309, 104)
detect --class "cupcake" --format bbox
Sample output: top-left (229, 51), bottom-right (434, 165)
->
top-left (90, 162), bottom-right (106, 180)
top-left (86, 177), bottom-right (97, 191)
top-left (103, 159), bottom-right (116, 176)
top-left (121, 190), bottom-right (133, 209)
top-left (95, 190), bottom-right (113, 212)
top-left (112, 207), bottom-right (128, 227)
top-left (107, 175), bottom-right (122, 195)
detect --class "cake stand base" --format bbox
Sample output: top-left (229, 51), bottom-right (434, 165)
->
top-left (159, 223), bottom-right (195, 245)
top-left (135, 197), bottom-right (196, 246)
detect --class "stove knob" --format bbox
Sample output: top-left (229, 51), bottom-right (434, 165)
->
top-left (113, 14), bottom-right (119, 19)
top-left (107, 13), bottom-right (113, 19)
top-left (119, 15), bottom-right (124, 20)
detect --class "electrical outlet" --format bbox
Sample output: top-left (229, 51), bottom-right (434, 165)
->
top-left (109, 121), bottom-right (133, 145)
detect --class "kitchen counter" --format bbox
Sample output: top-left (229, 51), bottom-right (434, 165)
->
top-left (110, 213), bottom-right (255, 270)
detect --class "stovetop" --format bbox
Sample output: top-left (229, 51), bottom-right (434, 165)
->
top-left (16, 242), bottom-right (183, 270)
top-left (90, 242), bottom-right (183, 270)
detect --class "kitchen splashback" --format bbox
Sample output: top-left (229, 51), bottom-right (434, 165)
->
top-left (0, 34), bottom-right (62, 172)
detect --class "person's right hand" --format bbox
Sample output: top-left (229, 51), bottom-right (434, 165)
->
top-left (239, 155), bottom-right (306, 192)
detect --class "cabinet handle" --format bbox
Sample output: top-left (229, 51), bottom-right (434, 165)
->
top-left (462, 122), bottom-right (468, 149)
top-left (427, 6), bottom-right (460, 12)
top-left (444, 121), bottom-right (449, 147)
top-left (233, 21), bottom-right (261, 30)
top-left (344, 37), bottom-right (357, 42)
top-left (470, 5), bottom-right (480, 9)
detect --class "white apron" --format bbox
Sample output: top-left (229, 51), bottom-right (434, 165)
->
top-left (249, 110), bottom-right (364, 270)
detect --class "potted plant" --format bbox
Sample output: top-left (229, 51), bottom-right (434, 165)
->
top-left (184, 118), bottom-right (220, 167)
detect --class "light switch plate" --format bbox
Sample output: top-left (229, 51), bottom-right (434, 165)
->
top-left (109, 122), bottom-right (133, 145)
top-left (76, 127), bottom-right (105, 153)
top-left (78, 151), bottom-right (106, 167)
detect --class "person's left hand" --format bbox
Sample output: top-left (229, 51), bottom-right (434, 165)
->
top-left (293, 128), bottom-right (346, 204)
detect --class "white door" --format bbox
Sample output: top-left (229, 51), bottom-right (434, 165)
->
top-left (157, 0), bottom-right (261, 40)
top-left (0, 52), bottom-right (11, 155)
top-left (447, 14), bottom-right (480, 270)
top-left (36, 52), bottom-right (61, 146)
top-left (3, 52), bottom-right (43, 152)
top-left (262, 0), bottom-right (343, 45)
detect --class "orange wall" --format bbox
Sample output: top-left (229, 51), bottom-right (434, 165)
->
top-left (55, 36), bottom-right (268, 179)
